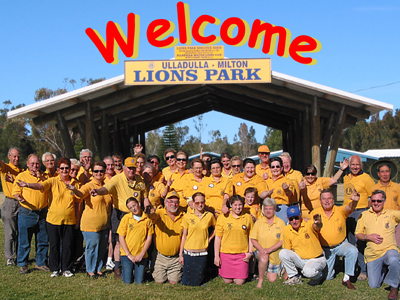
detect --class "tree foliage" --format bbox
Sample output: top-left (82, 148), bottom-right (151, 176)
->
top-left (264, 127), bottom-right (282, 151)
top-left (235, 123), bottom-right (257, 158)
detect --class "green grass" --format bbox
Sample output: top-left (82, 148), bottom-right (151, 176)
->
top-left (0, 222), bottom-right (390, 300)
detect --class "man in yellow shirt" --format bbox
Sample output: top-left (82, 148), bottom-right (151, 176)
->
top-left (42, 152), bottom-right (58, 178)
top-left (344, 155), bottom-right (375, 281)
top-left (147, 190), bottom-right (185, 284)
top-left (280, 152), bottom-right (302, 202)
top-left (255, 145), bottom-right (272, 179)
top-left (279, 206), bottom-right (326, 286)
top-left (355, 190), bottom-right (400, 300)
top-left (112, 152), bottom-right (124, 174)
top-left (311, 189), bottom-right (359, 290)
top-left (0, 147), bottom-right (23, 266)
top-left (13, 154), bottom-right (49, 274)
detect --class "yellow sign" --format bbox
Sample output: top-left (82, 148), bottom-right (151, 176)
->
top-left (175, 46), bottom-right (224, 60)
top-left (125, 58), bottom-right (271, 85)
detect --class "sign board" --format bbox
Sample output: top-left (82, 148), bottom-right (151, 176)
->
top-left (175, 46), bottom-right (224, 60)
top-left (125, 58), bottom-right (271, 85)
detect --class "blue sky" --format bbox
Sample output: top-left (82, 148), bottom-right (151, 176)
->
top-left (2, 1), bottom-right (400, 144)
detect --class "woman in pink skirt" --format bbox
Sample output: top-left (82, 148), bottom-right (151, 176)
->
top-left (214, 195), bottom-right (254, 285)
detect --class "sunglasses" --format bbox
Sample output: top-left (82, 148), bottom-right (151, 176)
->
top-left (306, 172), bottom-right (316, 176)
top-left (271, 165), bottom-right (281, 169)
top-left (148, 160), bottom-right (158, 164)
top-left (371, 200), bottom-right (384, 203)
top-left (194, 201), bottom-right (205, 205)
top-left (259, 152), bottom-right (270, 155)
top-left (166, 155), bottom-right (175, 160)
top-left (176, 158), bottom-right (187, 162)
top-left (59, 167), bottom-right (70, 170)
top-left (93, 170), bottom-right (105, 173)
top-left (232, 165), bottom-right (241, 168)
top-left (70, 169), bottom-right (79, 172)
top-left (289, 216), bottom-right (300, 221)
top-left (127, 167), bottom-right (136, 171)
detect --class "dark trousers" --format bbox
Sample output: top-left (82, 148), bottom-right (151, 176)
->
top-left (46, 222), bottom-right (75, 272)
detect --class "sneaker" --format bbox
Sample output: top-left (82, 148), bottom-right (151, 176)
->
top-left (106, 260), bottom-right (115, 270)
top-left (278, 266), bottom-right (286, 278)
top-left (50, 271), bottom-right (60, 278)
top-left (6, 258), bottom-right (15, 266)
top-left (19, 265), bottom-right (28, 274)
top-left (63, 270), bottom-right (74, 277)
top-left (283, 275), bottom-right (302, 285)
top-left (35, 265), bottom-right (50, 271)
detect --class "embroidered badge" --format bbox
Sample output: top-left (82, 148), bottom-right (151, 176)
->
top-left (385, 223), bottom-right (390, 229)
top-left (134, 192), bottom-right (138, 197)
top-left (305, 233), bottom-right (310, 239)
top-left (276, 233), bottom-right (281, 239)
top-left (242, 225), bottom-right (247, 230)
top-left (209, 183), bottom-right (214, 188)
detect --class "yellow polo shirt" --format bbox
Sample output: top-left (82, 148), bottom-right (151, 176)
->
top-left (1, 162), bottom-right (23, 198)
top-left (221, 168), bottom-right (234, 180)
top-left (44, 170), bottom-right (58, 178)
top-left (202, 176), bottom-right (233, 215)
top-left (149, 208), bottom-right (185, 256)
top-left (77, 166), bottom-right (93, 185)
top-left (162, 166), bottom-right (175, 180)
top-left (243, 203), bottom-right (261, 220)
top-left (104, 172), bottom-right (147, 213)
top-left (343, 173), bottom-right (374, 208)
top-left (78, 179), bottom-right (113, 232)
top-left (182, 210), bottom-right (216, 250)
top-left (312, 206), bottom-right (348, 247)
top-left (232, 173), bottom-right (267, 199)
top-left (170, 170), bottom-right (189, 208)
top-left (285, 169), bottom-right (302, 202)
top-left (372, 181), bottom-right (400, 210)
top-left (282, 219), bottom-right (323, 259)
top-left (153, 171), bottom-right (164, 182)
top-left (183, 173), bottom-right (204, 200)
top-left (266, 175), bottom-right (297, 205)
top-left (147, 180), bottom-right (165, 208)
top-left (256, 164), bottom-right (272, 179)
top-left (12, 170), bottom-right (48, 210)
top-left (216, 212), bottom-right (253, 254)
top-left (117, 212), bottom-right (154, 257)
top-left (303, 177), bottom-right (331, 213)
top-left (42, 176), bottom-right (81, 225)
top-left (250, 215), bottom-right (285, 265)
top-left (355, 208), bottom-right (400, 263)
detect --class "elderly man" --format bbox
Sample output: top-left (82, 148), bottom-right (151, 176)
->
top-left (355, 190), bottom-right (400, 300)
top-left (77, 149), bottom-right (93, 185)
top-left (311, 189), bottom-right (359, 289)
top-left (279, 152), bottom-right (301, 203)
top-left (0, 147), bottom-right (23, 265)
top-left (279, 206), bottom-right (326, 286)
top-left (344, 155), bottom-right (375, 281)
top-left (42, 152), bottom-right (57, 177)
top-left (146, 190), bottom-right (185, 284)
top-left (90, 157), bottom-right (149, 279)
top-left (112, 152), bottom-right (124, 174)
top-left (103, 156), bottom-right (116, 183)
top-left (13, 154), bottom-right (49, 274)
top-left (255, 145), bottom-right (272, 179)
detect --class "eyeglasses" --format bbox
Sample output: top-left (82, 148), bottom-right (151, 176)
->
top-left (176, 158), bottom-right (187, 162)
top-left (271, 165), bottom-right (281, 169)
top-left (127, 167), bottom-right (136, 171)
top-left (232, 165), bottom-right (241, 168)
top-left (289, 216), bottom-right (300, 221)
top-left (59, 167), bottom-right (70, 170)
top-left (93, 170), bottom-right (105, 173)
top-left (70, 169), bottom-right (79, 172)
top-left (305, 172), bottom-right (316, 176)
top-left (194, 201), bottom-right (205, 205)
top-left (371, 200), bottom-right (384, 203)
top-left (149, 160), bottom-right (158, 164)
top-left (166, 155), bottom-right (175, 160)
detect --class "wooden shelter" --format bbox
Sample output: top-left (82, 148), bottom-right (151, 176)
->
top-left (8, 71), bottom-right (392, 176)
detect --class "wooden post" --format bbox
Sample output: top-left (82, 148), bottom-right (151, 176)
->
top-left (320, 112), bottom-right (335, 172)
top-left (324, 105), bottom-right (347, 177)
top-left (140, 130), bottom-right (146, 154)
top-left (302, 107), bottom-right (311, 166)
top-left (85, 101), bottom-right (95, 153)
top-left (56, 112), bottom-right (76, 158)
top-left (101, 110), bottom-right (110, 158)
top-left (113, 115), bottom-right (121, 154)
top-left (76, 119), bottom-right (86, 148)
top-left (311, 96), bottom-right (321, 177)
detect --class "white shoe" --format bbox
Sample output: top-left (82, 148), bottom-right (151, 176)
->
top-left (106, 261), bottom-right (115, 270)
top-left (6, 258), bottom-right (15, 266)
top-left (50, 271), bottom-right (60, 278)
top-left (63, 270), bottom-right (74, 277)
top-left (283, 276), bottom-right (302, 285)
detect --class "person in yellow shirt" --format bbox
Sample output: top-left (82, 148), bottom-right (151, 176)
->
top-left (118, 197), bottom-right (153, 284)
top-left (146, 190), bottom-right (185, 284)
top-left (279, 206), bottom-right (326, 286)
top-left (250, 197), bottom-right (286, 288)
top-left (355, 190), bottom-right (400, 300)
top-left (168, 151), bottom-right (190, 210)
top-left (182, 158), bottom-right (204, 209)
top-left (112, 152), bottom-right (124, 175)
top-left (230, 156), bottom-right (243, 177)
top-left (12, 154), bottom-right (49, 274)
top-left (147, 155), bottom-right (163, 182)
top-left (311, 189), bottom-right (359, 290)
top-left (162, 148), bottom-right (178, 180)
top-left (256, 145), bottom-right (272, 179)
top-left (68, 161), bottom-right (112, 279)
top-left (179, 192), bottom-right (216, 286)
top-left (214, 195), bottom-right (253, 285)
top-left (243, 187), bottom-right (261, 222)
top-left (344, 155), bottom-right (375, 281)
top-left (220, 153), bottom-right (233, 179)
top-left (0, 147), bottom-right (23, 266)
top-left (143, 162), bottom-right (167, 209)
top-left (77, 149), bottom-right (93, 185)
top-left (280, 152), bottom-right (302, 202)
top-left (42, 152), bottom-right (58, 178)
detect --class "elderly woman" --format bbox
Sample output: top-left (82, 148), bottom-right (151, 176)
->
top-left (232, 158), bottom-right (270, 200)
top-left (162, 148), bottom-right (178, 180)
top-left (143, 162), bottom-right (166, 208)
top-left (68, 161), bottom-right (112, 278)
top-left (214, 195), bottom-right (254, 285)
top-left (202, 159), bottom-right (233, 217)
top-left (118, 197), bottom-right (153, 284)
top-left (183, 158), bottom-right (205, 209)
top-left (167, 151), bottom-right (189, 210)
top-left (299, 159), bottom-right (349, 217)
top-left (230, 156), bottom-right (243, 177)
top-left (17, 157), bottom-right (81, 278)
top-left (250, 197), bottom-right (286, 288)
top-left (147, 155), bottom-right (163, 182)
top-left (179, 192), bottom-right (216, 286)
top-left (265, 157), bottom-right (297, 223)
top-left (220, 153), bottom-right (233, 179)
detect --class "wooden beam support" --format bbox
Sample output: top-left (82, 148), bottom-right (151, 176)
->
top-left (311, 96), bottom-right (321, 177)
top-left (85, 101), bottom-right (95, 154)
top-left (320, 112), bottom-right (335, 170)
top-left (56, 112), bottom-right (76, 158)
top-left (100, 110), bottom-right (110, 158)
top-left (302, 107), bottom-right (311, 166)
top-left (113, 116), bottom-right (122, 154)
top-left (140, 130), bottom-right (146, 154)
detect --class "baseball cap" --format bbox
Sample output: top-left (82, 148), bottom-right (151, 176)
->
top-left (124, 157), bottom-right (137, 168)
top-left (287, 206), bottom-right (301, 218)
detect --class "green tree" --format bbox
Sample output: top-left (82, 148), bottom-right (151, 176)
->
top-left (235, 123), bottom-right (257, 158)
top-left (146, 129), bottom-right (162, 155)
top-left (208, 130), bottom-right (229, 153)
top-left (159, 124), bottom-right (180, 167)
top-left (264, 128), bottom-right (282, 151)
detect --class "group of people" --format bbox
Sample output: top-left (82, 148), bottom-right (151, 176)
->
top-left (1, 145), bottom-right (400, 299)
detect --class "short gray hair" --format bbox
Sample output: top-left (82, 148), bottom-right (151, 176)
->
top-left (8, 147), bottom-right (20, 156)
top-left (80, 149), bottom-right (93, 158)
top-left (279, 152), bottom-right (292, 162)
top-left (261, 197), bottom-right (276, 216)
top-left (42, 152), bottom-right (56, 162)
top-left (70, 158), bottom-right (81, 167)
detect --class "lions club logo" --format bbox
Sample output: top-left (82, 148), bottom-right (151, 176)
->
top-left (305, 233), bottom-right (310, 239)
top-left (209, 183), bottom-right (214, 188)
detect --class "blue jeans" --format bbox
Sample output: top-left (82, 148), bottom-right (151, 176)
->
top-left (367, 249), bottom-right (400, 288)
top-left (17, 207), bottom-right (48, 267)
top-left (82, 229), bottom-right (109, 273)
top-left (323, 239), bottom-right (357, 280)
top-left (121, 255), bottom-right (147, 284)
top-left (275, 205), bottom-right (289, 224)
top-left (346, 208), bottom-right (367, 274)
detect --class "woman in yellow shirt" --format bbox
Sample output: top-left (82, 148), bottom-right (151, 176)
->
top-left (69, 161), bottom-right (112, 278)
top-left (214, 195), bottom-right (253, 285)
top-left (179, 192), bottom-right (215, 286)
top-left (143, 162), bottom-right (166, 209)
